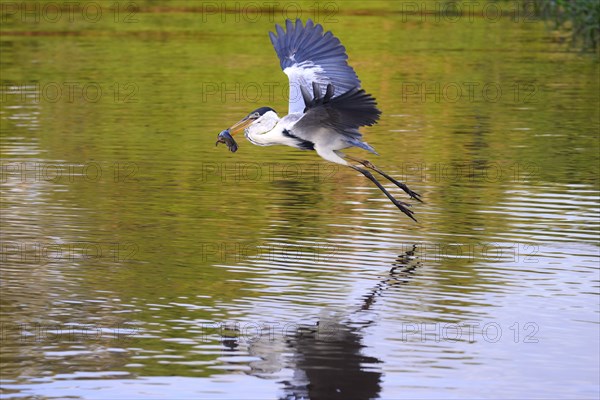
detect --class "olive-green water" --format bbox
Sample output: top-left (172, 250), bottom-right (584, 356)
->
top-left (1, 1), bottom-right (599, 399)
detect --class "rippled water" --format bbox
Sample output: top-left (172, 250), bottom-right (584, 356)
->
top-left (1, 2), bottom-right (599, 399)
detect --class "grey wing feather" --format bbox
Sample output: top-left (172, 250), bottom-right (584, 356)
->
top-left (293, 84), bottom-right (381, 142)
top-left (269, 19), bottom-right (361, 114)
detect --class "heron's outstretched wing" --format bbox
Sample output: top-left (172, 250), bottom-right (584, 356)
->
top-left (269, 19), bottom-right (361, 115)
top-left (292, 83), bottom-right (381, 144)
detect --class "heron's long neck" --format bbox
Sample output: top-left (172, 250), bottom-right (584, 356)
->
top-left (245, 116), bottom-right (282, 146)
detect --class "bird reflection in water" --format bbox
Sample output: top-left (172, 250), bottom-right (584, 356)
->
top-left (244, 245), bottom-right (421, 400)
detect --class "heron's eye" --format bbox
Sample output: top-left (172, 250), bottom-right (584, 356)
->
top-left (252, 112), bottom-right (260, 118)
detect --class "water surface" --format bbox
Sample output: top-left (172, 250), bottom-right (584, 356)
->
top-left (1, 2), bottom-right (599, 399)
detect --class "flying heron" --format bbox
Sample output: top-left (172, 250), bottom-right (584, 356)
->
top-left (216, 19), bottom-right (422, 221)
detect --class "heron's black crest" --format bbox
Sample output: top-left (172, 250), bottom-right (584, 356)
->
top-left (249, 106), bottom-right (276, 117)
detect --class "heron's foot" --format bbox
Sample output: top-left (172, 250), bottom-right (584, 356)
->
top-left (399, 184), bottom-right (422, 203)
top-left (389, 196), bottom-right (417, 222)
top-left (384, 176), bottom-right (422, 202)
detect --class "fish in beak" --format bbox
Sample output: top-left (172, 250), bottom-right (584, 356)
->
top-left (215, 113), bottom-right (259, 153)
top-left (215, 129), bottom-right (238, 153)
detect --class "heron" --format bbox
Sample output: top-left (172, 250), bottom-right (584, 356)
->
top-left (216, 19), bottom-right (422, 221)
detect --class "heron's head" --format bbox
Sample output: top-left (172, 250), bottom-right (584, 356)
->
top-left (229, 106), bottom-right (278, 136)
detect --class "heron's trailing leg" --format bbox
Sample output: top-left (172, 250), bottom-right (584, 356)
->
top-left (348, 165), bottom-right (417, 222)
top-left (345, 155), bottom-right (422, 202)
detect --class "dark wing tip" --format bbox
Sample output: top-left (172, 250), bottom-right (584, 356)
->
top-left (324, 84), bottom-right (335, 101)
top-left (300, 85), bottom-right (312, 110)
top-left (305, 85), bottom-right (381, 127)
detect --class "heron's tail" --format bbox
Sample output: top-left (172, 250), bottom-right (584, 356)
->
top-left (348, 138), bottom-right (379, 155)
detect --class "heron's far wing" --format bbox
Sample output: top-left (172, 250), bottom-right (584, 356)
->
top-left (269, 19), bottom-right (361, 115)
top-left (292, 83), bottom-right (381, 142)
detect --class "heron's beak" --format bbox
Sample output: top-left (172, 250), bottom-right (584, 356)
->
top-left (229, 116), bottom-right (254, 135)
